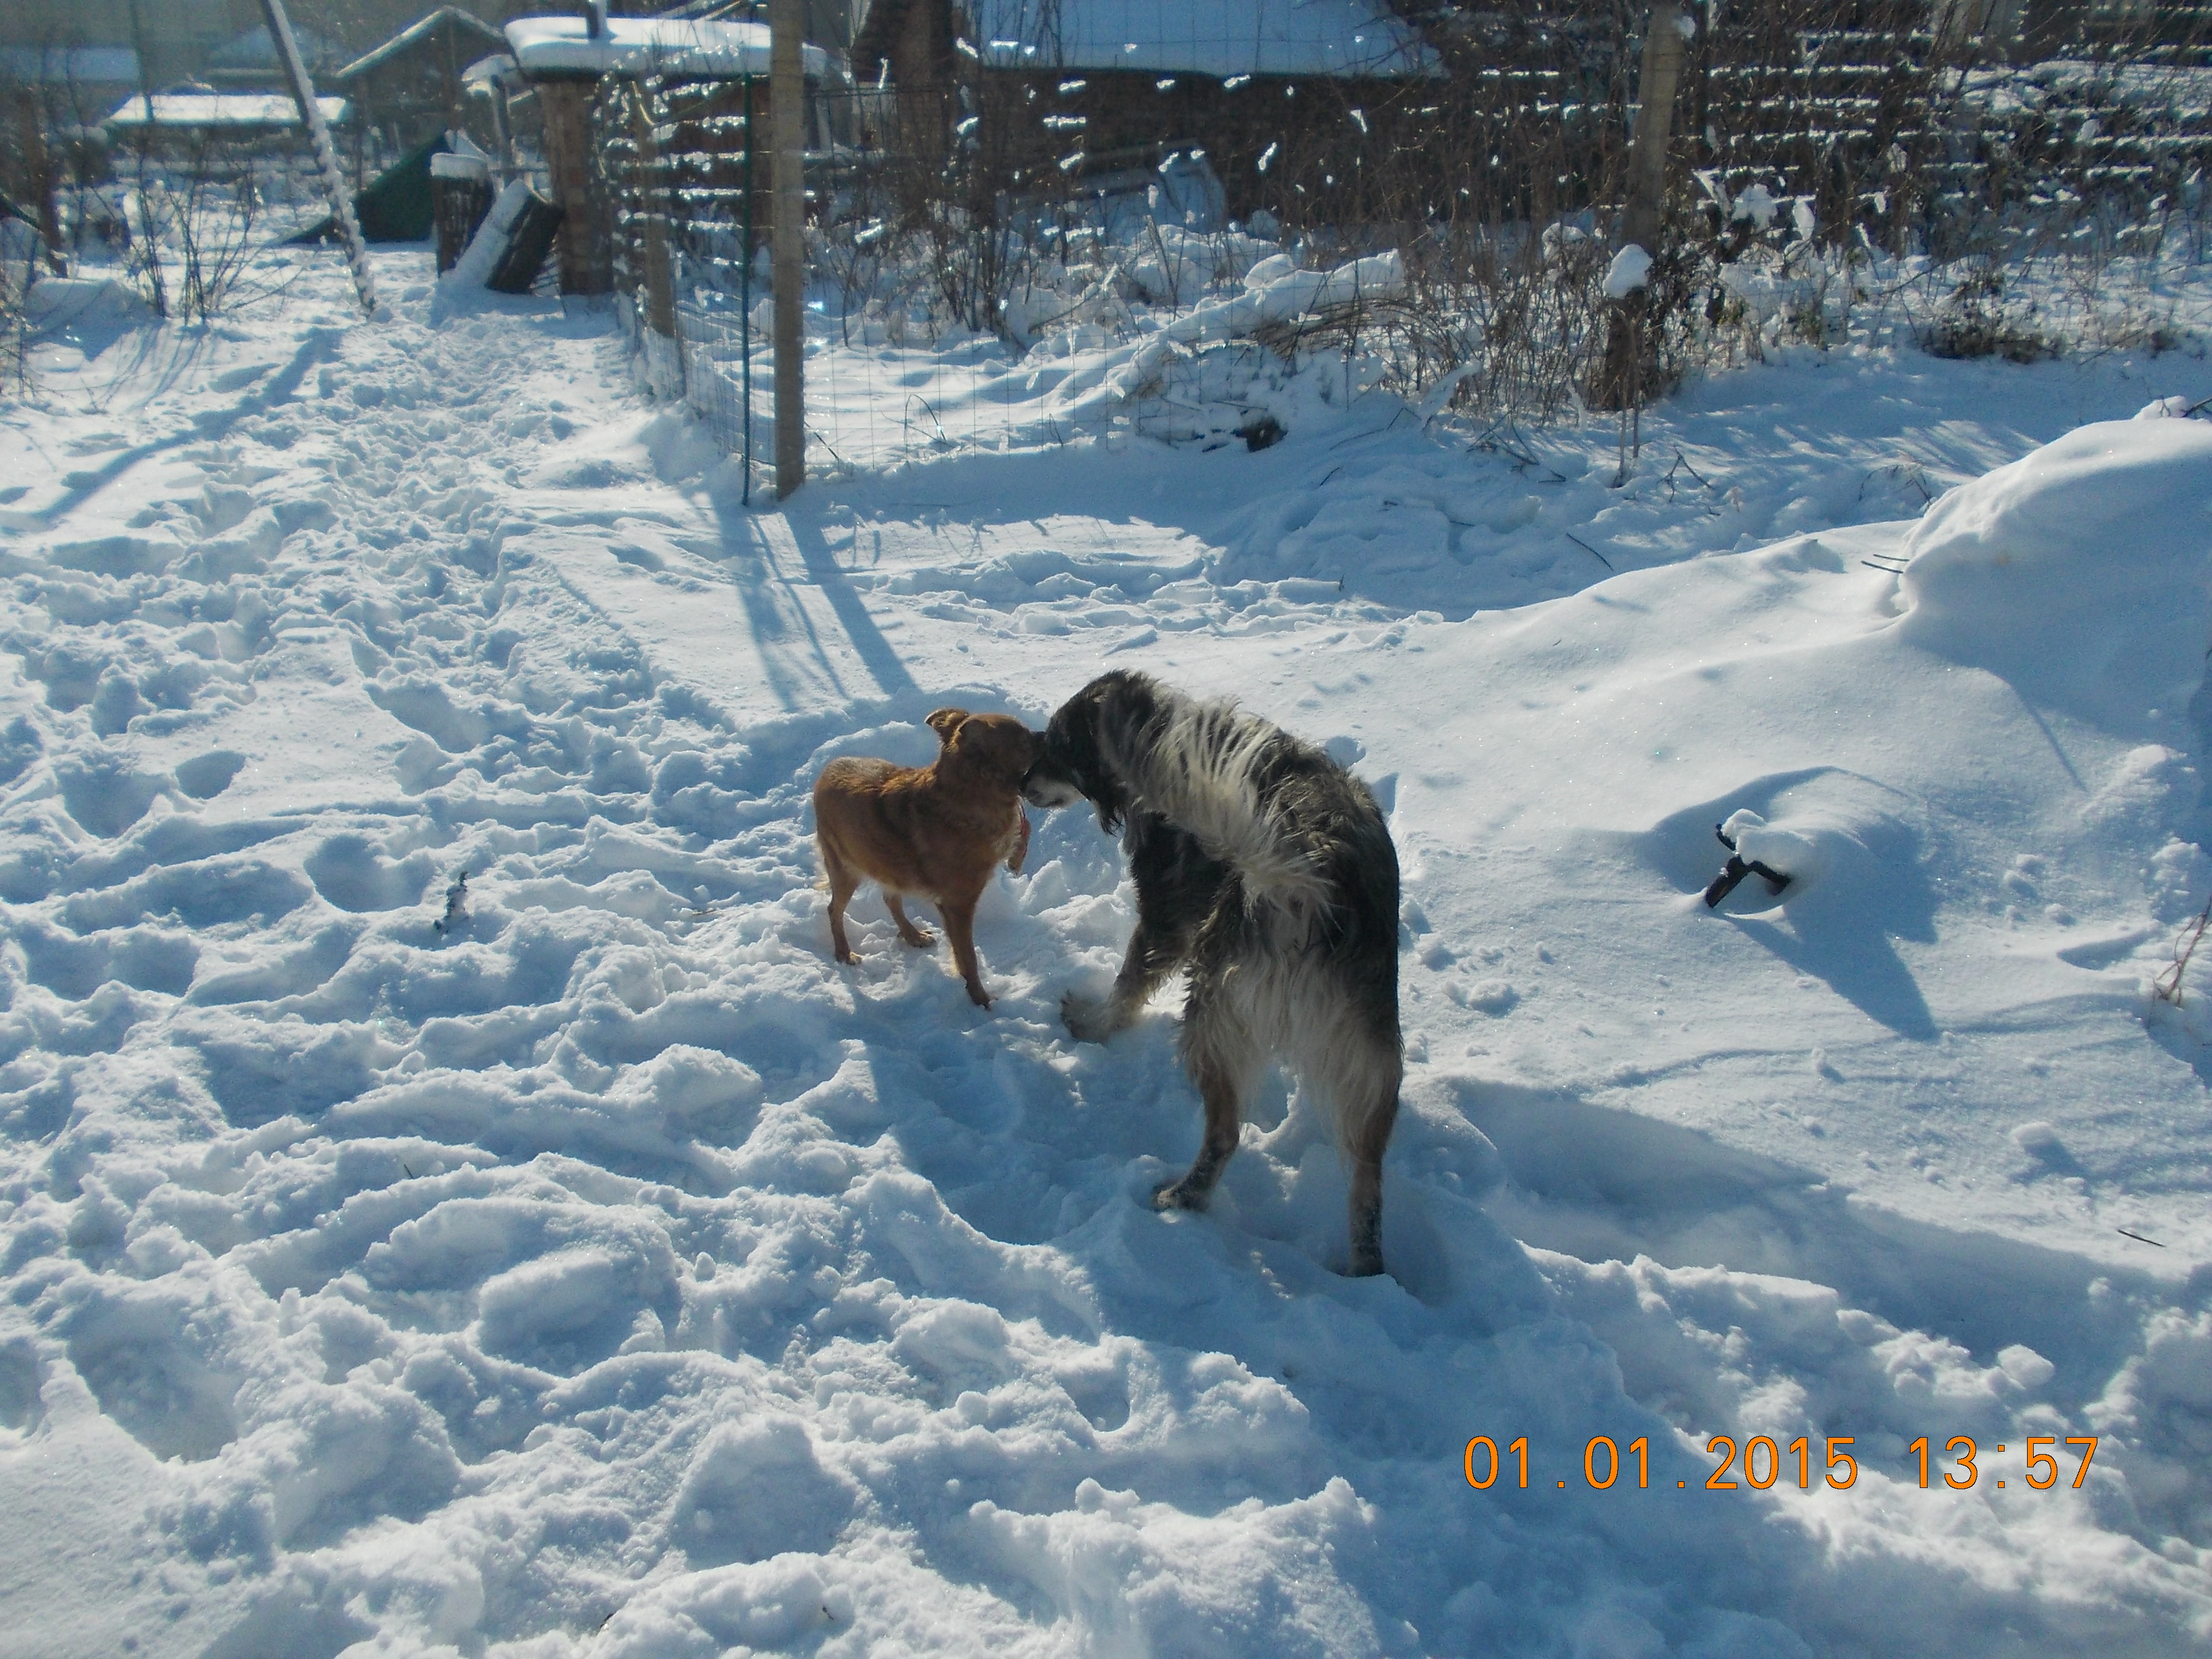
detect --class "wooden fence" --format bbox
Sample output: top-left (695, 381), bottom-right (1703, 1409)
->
top-left (559, 0), bottom-right (2212, 469)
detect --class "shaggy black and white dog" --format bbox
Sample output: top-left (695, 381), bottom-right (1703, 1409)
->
top-left (1022, 670), bottom-right (1402, 1277)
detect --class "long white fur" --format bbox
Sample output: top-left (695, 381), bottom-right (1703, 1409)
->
top-left (1064, 677), bottom-right (1400, 1268)
top-left (1183, 939), bottom-right (1398, 1166)
top-left (1102, 689), bottom-right (1333, 912)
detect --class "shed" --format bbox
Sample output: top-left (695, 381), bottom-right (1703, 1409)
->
top-left (201, 25), bottom-right (343, 91)
top-left (850, 0), bottom-right (1433, 218)
top-left (336, 8), bottom-right (511, 154)
top-left (504, 13), bottom-right (833, 296)
top-left (2, 47), bottom-right (146, 246)
top-left (0, 45), bottom-right (145, 116)
top-left (102, 92), bottom-right (351, 139)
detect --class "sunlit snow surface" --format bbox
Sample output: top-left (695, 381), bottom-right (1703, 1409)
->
top-left (2, 252), bottom-right (2211, 1657)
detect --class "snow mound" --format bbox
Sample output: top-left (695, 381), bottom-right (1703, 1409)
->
top-left (1899, 418), bottom-right (2212, 727)
top-left (1601, 244), bottom-right (1652, 298)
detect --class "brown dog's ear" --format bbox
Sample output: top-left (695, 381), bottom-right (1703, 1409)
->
top-left (925, 708), bottom-right (968, 745)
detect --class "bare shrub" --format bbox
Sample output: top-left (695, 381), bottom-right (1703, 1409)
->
top-left (1922, 261), bottom-right (2059, 360)
top-left (118, 131), bottom-right (293, 323)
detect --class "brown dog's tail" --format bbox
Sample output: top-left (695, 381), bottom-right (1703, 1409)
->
top-left (814, 830), bottom-right (848, 893)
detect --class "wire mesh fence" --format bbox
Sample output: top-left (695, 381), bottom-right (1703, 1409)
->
top-left (567, 0), bottom-right (2212, 490)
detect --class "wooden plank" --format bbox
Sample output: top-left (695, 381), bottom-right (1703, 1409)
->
top-left (260, 0), bottom-right (378, 315)
top-left (772, 0), bottom-right (805, 498)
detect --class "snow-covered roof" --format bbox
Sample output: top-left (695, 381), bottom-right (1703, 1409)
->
top-left (337, 8), bottom-right (511, 84)
top-left (0, 45), bottom-right (142, 85)
top-left (967, 0), bottom-right (1433, 78)
top-left (462, 53), bottom-right (521, 89)
top-left (504, 16), bottom-right (830, 81)
top-left (102, 93), bottom-right (349, 131)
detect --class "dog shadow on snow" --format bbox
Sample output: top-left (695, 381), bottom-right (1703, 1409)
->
top-left (1443, 1075), bottom-right (2174, 1412)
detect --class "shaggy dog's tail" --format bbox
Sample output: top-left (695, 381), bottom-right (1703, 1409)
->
top-left (1111, 694), bottom-right (1332, 911)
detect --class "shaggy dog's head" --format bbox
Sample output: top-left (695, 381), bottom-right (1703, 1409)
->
top-left (1022, 670), bottom-right (1157, 831)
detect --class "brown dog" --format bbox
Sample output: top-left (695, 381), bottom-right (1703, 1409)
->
top-left (814, 709), bottom-right (1042, 1006)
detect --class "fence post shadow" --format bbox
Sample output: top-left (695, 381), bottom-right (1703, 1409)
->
top-left (711, 498), bottom-right (919, 706)
top-left (785, 509), bottom-right (919, 699)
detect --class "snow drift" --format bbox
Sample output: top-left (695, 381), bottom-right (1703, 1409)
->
top-left (1899, 416), bottom-right (2212, 729)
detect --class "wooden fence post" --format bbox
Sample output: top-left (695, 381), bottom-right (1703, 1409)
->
top-left (629, 82), bottom-right (683, 398)
top-left (1590, 1), bottom-right (1688, 411)
top-left (742, 72), bottom-right (756, 504)
top-left (1621, 2), bottom-right (1688, 260)
top-left (540, 79), bottom-right (611, 295)
top-left (771, 0), bottom-right (805, 498)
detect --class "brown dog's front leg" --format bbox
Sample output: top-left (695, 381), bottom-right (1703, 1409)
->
top-left (885, 893), bottom-right (936, 949)
top-left (823, 850), bottom-right (860, 964)
top-left (1007, 809), bottom-right (1031, 875)
top-left (940, 894), bottom-right (991, 1007)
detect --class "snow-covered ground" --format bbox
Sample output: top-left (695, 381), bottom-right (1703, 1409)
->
top-left (2, 245), bottom-right (2211, 1658)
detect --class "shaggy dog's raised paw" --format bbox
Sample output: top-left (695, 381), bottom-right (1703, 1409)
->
top-left (1150, 1178), bottom-right (1208, 1213)
top-left (1061, 991), bottom-right (1125, 1043)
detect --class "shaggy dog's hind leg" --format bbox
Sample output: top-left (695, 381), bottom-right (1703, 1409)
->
top-left (1154, 1006), bottom-right (1262, 1213)
top-left (1344, 1075), bottom-right (1399, 1276)
top-left (1305, 1010), bottom-right (1403, 1278)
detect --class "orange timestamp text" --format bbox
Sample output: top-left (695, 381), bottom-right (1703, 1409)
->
top-left (1463, 1434), bottom-right (2099, 1492)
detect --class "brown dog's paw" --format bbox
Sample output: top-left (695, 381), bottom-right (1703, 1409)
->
top-left (964, 981), bottom-right (992, 1008)
top-left (833, 945), bottom-right (858, 965)
top-left (897, 926), bottom-right (936, 950)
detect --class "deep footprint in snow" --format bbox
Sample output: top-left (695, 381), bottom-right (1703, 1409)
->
top-left (304, 834), bottom-right (441, 914)
top-left (53, 750), bottom-right (172, 837)
top-left (175, 749), bottom-right (246, 799)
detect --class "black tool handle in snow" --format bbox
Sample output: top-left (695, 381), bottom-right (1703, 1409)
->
top-left (259, 0), bottom-right (378, 318)
top-left (1704, 823), bottom-right (1793, 908)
